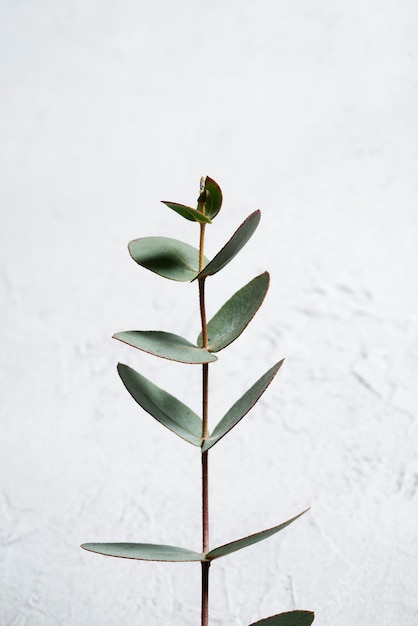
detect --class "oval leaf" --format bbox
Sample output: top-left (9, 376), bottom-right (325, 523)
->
top-left (114, 331), bottom-right (217, 364)
top-left (202, 360), bottom-right (284, 451)
top-left (206, 510), bottom-right (308, 560)
top-left (249, 610), bottom-right (315, 626)
top-left (161, 201), bottom-right (212, 224)
top-left (203, 176), bottom-right (223, 220)
top-left (118, 363), bottom-right (202, 446)
top-left (196, 210), bottom-right (260, 279)
top-left (81, 543), bottom-right (206, 562)
top-left (129, 237), bottom-right (207, 281)
top-left (197, 272), bottom-right (269, 352)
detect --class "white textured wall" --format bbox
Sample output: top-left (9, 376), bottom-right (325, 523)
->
top-left (1, 1), bottom-right (418, 624)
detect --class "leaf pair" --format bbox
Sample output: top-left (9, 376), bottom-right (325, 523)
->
top-left (117, 359), bottom-right (283, 448)
top-left (114, 271), bottom-right (269, 362)
top-left (129, 209), bottom-right (260, 282)
top-left (161, 176), bottom-right (223, 224)
top-left (81, 509), bottom-right (308, 562)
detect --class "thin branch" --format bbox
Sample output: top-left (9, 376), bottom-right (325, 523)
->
top-left (201, 560), bottom-right (210, 626)
top-left (199, 223), bottom-right (206, 272)
top-left (198, 210), bottom-right (210, 626)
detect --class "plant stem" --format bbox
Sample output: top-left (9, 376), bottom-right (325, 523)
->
top-left (199, 221), bottom-right (210, 626)
top-left (199, 223), bottom-right (206, 273)
top-left (199, 280), bottom-right (209, 355)
top-left (201, 559), bottom-right (210, 626)
top-left (201, 349), bottom-right (210, 626)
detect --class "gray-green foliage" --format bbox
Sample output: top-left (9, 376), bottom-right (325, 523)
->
top-left (81, 176), bottom-right (314, 625)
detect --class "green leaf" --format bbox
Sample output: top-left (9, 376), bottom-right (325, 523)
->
top-left (117, 363), bottom-right (202, 446)
top-left (161, 201), bottom-right (212, 224)
top-left (203, 176), bottom-right (223, 220)
top-left (197, 272), bottom-right (269, 352)
top-left (81, 543), bottom-right (206, 562)
top-left (196, 210), bottom-right (260, 279)
top-left (202, 360), bottom-right (284, 451)
top-left (129, 237), bottom-right (207, 281)
top-left (114, 331), bottom-right (217, 364)
top-left (206, 510), bottom-right (308, 560)
top-left (249, 610), bottom-right (315, 626)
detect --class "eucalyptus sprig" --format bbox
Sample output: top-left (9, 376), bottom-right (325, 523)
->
top-left (82, 176), bottom-right (314, 626)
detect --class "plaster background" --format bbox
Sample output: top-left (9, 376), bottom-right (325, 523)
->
top-left (1, 1), bottom-right (418, 624)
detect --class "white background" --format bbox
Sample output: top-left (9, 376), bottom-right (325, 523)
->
top-left (1, 1), bottom-right (418, 624)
